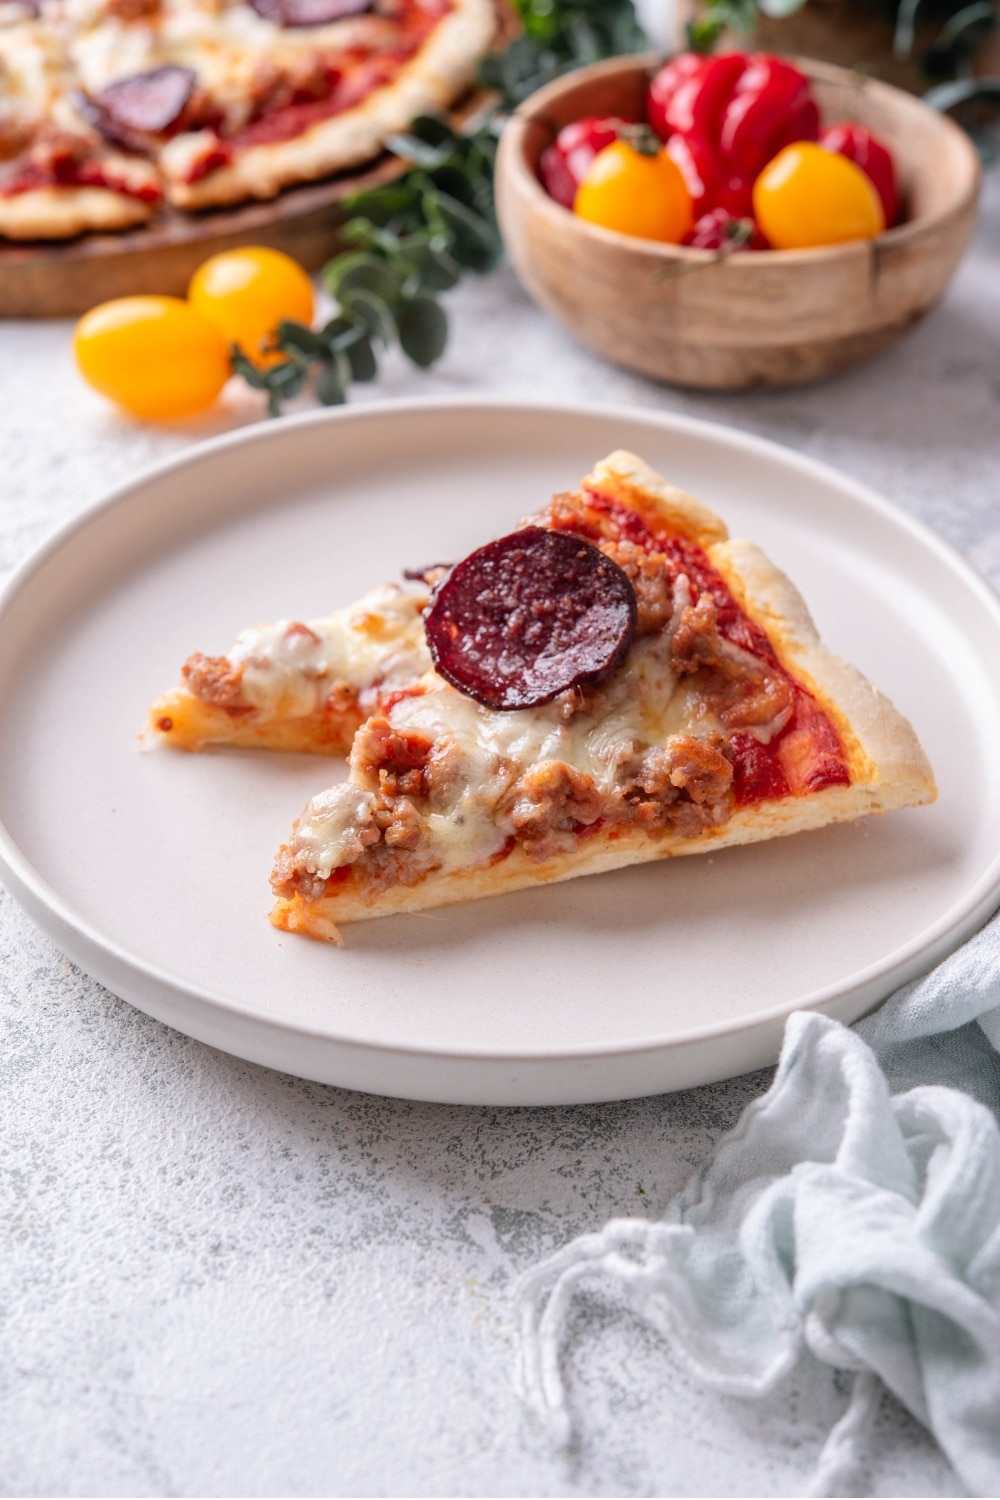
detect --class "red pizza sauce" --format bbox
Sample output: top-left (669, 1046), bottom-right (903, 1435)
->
top-left (555, 486), bottom-right (852, 807)
top-left (0, 157), bottom-right (163, 201)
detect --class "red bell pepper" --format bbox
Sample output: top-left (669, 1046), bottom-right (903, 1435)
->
top-left (684, 206), bottom-right (769, 251)
top-left (647, 51), bottom-right (820, 220)
top-left (718, 56), bottom-right (819, 183)
top-left (820, 122), bottom-right (898, 227)
top-left (538, 115), bottom-right (627, 209)
top-left (648, 52), bottom-right (746, 145)
top-left (664, 130), bottom-right (722, 217)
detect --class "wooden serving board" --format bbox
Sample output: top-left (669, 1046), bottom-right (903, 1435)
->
top-left (0, 2), bottom-right (516, 319)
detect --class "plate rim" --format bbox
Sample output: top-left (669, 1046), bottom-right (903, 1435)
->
top-left (2, 396), bottom-right (1000, 1076)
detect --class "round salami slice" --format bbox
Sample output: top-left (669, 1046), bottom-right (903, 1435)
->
top-left (248, 0), bottom-right (372, 26)
top-left (425, 527), bottom-right (637, 711)
top-left (98, 66), bottom-right (196, 136)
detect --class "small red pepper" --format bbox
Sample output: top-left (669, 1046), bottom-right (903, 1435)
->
top-left (646, 52), bottom-right (707, 142)
top-left (684, 207), bottom-right (769, 251)
top-left (664, 130), bottom-right (722, 217)
top-left (820, 122), bottom-right (899, 227)
top-left (649, 52), bottom-right (746, 145)
top-left (718, 55), bottom-right (819, 184)
top-left (538, 115), bottom-right (628, 209)
top-left (646, 51), bottom-right (819, 223)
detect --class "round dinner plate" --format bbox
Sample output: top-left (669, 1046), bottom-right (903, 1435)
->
top-left (1, 400), bottom-right (999, 1106)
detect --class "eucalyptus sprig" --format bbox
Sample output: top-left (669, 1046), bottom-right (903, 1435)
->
top-left (232, 112), bottom-right (502, 414)
top-left (231, 0), bottom-right (645, 415)
top-left (479, 0), bottom-right (646, 109)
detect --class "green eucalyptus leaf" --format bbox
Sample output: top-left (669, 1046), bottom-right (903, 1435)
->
top-left (427, 162), bottom-right (481, 207)
top-left (398, 242), bottom-right (462, 292)
top-left (273, 320), bottom-right (327, 357)
top-left (229, 346), bottom-right (271, 388)
top-left (340, 286), bottom-right (397, 345)
top-left (315, 360), bottom-right (347, 406)
top-left (894, 0), bottom-right (923, 57)
top-left (340, 218), bottom-right (411, 255)
top-left (324, 252), bottom-right (401, 301)
top-left (397, 295), bottom-right (448, 368)
top-left (385, 132), bottom-right (455, 170)
top-left (924, 75), bottom-right (1000, 111)
top-left (341, 183), bottom-right (419, 225)
top-left (406, 113), bottom-right (456, 147)
top-left (261, 359), bottom-right (307, 416)
top-left (426, 189), bottom-right (500, 270)
top-left (345, 334), bottom-right (378, 382)
top-left (320, 314), bottom-right (359, 344)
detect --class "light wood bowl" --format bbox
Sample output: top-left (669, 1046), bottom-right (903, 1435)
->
top-left (495, 54), bottom-right (981, 389)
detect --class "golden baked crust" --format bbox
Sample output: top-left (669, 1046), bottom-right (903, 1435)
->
top-left (147, 687), bottom-right (363, 753)
top-left (0, 184), bottom-right (155, 239)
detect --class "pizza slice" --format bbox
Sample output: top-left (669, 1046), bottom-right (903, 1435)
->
top-left (268, 450), bottom-right (936, 944)
top-left (0, 15), bottom-right (163, 240)
top-left (148, 578), bottom-right (435, 752)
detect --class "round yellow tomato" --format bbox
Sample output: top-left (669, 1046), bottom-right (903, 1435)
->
top-left (73, 296), bottom-right (231, 420)
top-left (753, 142), bottom-right (885, 250)
top-left (188, 246), bottom-right (315, 364)
top-left (574, 141), bottom-right (694, 244)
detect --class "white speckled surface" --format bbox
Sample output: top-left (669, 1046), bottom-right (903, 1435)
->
top-left (1, 171), bottom-right (998, 1496)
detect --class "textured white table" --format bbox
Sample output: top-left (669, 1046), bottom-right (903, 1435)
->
top-left (2, 172), bottom-right (997, 1498)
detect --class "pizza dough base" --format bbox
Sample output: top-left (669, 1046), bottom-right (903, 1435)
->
top-left (164, 0), bottom-right (497, 208)
top-left (146, 687), bottom-right (362, 755)
top-left (270, 450), bottom-right (936, 942)
top-left (0, 185), bottom-right (154, 239)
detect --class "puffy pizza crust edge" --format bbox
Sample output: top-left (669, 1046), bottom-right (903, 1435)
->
top-left (0, 184), bottom-right (155, 239)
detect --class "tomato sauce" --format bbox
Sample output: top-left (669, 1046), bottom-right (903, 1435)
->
top-left (0, 158), bottom-right (162, 201)
top-left (565, 487), bottom-right (851, 806)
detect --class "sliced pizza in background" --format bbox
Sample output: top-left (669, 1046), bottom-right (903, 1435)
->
top-left (0, 0), bottom-right (496, 237)
top-left (266, 451), bottom-right (936, 944)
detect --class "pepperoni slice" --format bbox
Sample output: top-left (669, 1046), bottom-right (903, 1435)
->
top-left (425, 527), bottom-right (637, 711)
top-left (248, 0), bottom-right (372, 25)
top-left (98, 66), bottom-right (196, 136)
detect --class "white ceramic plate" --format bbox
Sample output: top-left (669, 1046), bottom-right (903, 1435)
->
top-left (1, 400), bottom-right (999, 1105)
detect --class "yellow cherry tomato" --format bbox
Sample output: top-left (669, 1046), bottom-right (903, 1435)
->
top-left (188, 246), bottom-right (315, 365)
top-left (73, 296), bottom-right (231, 420)
top-left (574, 141), bottom-right (694, 244)
top-left (753, 141), bottom-right (885, 250)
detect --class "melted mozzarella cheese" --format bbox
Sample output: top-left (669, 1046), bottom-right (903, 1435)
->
top-left (0, 25), bottom-right (64, 127)
top-left (229, 582), bottom-right (432, 717)
top-left (287, 782), bottom-right (377, 875)
top-left (290, 626), bottom-right (710, 883)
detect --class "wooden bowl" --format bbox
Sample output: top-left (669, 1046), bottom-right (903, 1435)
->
top-left (495, 54), bottom-right (981, 389)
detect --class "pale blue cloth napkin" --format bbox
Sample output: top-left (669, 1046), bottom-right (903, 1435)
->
top-left (517, 909), bottom-right (1000, 1496)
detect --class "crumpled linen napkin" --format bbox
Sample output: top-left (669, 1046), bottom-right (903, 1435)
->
top-left (516, 909), bottom-right (1000, 1496)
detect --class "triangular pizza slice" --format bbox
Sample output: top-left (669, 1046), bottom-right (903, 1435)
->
top-left (267, 451), bottom-right (936, 944)
top-left (148, 578), bottom-right (434, 753)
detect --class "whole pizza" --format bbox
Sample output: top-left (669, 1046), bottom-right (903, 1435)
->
top-left (0, 0), bottom-right (496, 238)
